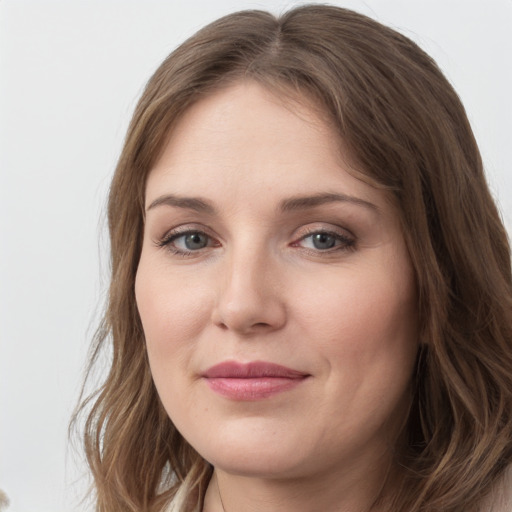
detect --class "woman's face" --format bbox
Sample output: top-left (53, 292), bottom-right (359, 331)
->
top-left (135, 81), bottom-right (418, 481)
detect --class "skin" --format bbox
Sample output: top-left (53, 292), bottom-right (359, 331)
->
top-left (135, 81), bottom-right (419, 512)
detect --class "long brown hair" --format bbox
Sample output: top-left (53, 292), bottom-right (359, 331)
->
top-left (72, 5), bottom-right (512, 511)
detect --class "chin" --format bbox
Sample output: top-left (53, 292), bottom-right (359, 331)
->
top-left (206, 450), bottom-right (311, 480)
top-left (184, 418), bottom-right (316, 479)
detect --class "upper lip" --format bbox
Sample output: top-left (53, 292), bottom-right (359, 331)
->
top-left (203, 361), bottom-right (308, 379)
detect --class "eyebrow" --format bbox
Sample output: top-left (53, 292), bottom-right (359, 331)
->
top-left (147, 195), bottom-right (216, 214)
top-left (280, 193), bottom-right (378, 213)
top-left (146, 192), bottom-right (378, 215)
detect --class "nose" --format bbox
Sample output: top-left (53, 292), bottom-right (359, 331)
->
top-left (211, 247), bottom-right (287, 335)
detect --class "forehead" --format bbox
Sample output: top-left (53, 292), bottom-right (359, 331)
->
top-left (145, 80), bottom-right (391, 214)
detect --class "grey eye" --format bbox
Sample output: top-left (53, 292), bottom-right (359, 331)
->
top-left (296, 230), bottom-right (354, 252)
top-left (159, 229), bottom-right (219, 255)
top-left (310, 233), bottom-right (337, 250)
top-left (182, 232), bottom-right (209, 250)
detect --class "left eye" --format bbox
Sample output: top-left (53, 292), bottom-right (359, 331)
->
top-left (296, 231), bottom-right (354, 251)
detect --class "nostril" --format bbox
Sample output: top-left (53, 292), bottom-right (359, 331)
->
top-left (253, 322), bottom-right (271, 329)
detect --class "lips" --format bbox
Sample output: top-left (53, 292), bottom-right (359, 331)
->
top-left (202, 361), bottom-right (309, 400)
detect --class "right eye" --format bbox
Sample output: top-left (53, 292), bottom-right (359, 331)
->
top-left (157, 229), bottom-right (219, 256)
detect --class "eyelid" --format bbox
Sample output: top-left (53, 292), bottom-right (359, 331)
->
top-left (157, 223), bottom-right (217, 241)
top-left (292, 222), bottom-right (355, 241)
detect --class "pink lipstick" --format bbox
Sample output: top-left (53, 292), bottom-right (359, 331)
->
top-left (202, 361), bottom-right (308, 400)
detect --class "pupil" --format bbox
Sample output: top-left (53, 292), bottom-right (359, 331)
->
top-left (313, 233), bottom-right (335, 250)
top-left (185, 233), bottom-right (207, 250)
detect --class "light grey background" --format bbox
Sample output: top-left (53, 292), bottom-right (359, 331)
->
top-left (1, 1), bottom-right (511, 511)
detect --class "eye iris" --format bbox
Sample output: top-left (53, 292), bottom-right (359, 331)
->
top-left (184, 232), bottom-right (208, 250)
top-left (312, 233), bottom-right (336, 250)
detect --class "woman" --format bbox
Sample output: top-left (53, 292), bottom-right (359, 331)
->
top-left (74, 5), bottom-right (512, 511)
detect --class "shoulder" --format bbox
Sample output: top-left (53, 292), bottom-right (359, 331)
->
top-left (481, 466), bottom-right (512, 512)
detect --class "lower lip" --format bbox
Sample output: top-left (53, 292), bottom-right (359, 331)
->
top-left (204, 377), bottom-right (307, 400)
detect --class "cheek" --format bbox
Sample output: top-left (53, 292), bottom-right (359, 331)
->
top-left (292, 259), bottom-right (418, 387)
top-left (134, 255), bottom-right (212, 360)
top-left (299, 269), bottom-right (418, 440)
top-left (134, 257), bottom-right (215, 424)
top-left (296, 261), bottom-right (416, 341)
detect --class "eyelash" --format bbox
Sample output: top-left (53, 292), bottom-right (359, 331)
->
top-left (155, 227), bottom-right (356, 257)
